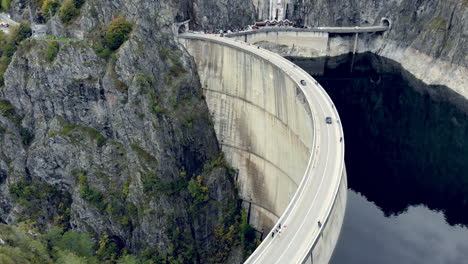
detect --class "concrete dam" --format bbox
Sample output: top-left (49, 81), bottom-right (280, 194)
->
top-left (226, 25), bottom-right (390, 58)
top-left (179, 34), bottom-right (346, 263)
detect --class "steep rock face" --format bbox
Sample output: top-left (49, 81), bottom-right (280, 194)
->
top-left (251, 0), bottom-right (273, 21)
top-left (9, 0), bottom-right (256, 32)
top-left (1, 0), bottom-right (256, 262)
top-left (176, 0), bottom-right (256, 30)
top-left (278, 0), bottom-right (468, 98)
top-left (287, 0), bottom-right (466, 67)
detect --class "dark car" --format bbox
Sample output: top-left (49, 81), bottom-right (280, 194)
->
top-left (300, 80), bottom-right (307, 85)
top-left (326, 117), bottom-right (332, 124)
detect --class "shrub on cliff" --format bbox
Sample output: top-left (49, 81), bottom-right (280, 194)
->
top-left (41, 0), bottom-right (61, 19)
top-left (45, 40), bottom-right (59, 62)
top-left (0, 22), bottom-right (31, 86)
top-left (59, 0), bottom-right (79, 24)
top-left (188, 176), bottom-right (209, 206)
top-left (105, 17), bottom-right (133, 51)
top-left (0, 99), bottom-right (15, 119)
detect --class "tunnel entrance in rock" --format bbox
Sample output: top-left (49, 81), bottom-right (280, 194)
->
top-left (381, 18), bottom-right (391, 28)
top-left (178, 24), bottom-right (187, 34)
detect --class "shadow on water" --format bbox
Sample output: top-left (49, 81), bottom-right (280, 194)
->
top-left (290, 53), bottom-right (468, 263)
top-left (291, 53), bottom-right (468, 226)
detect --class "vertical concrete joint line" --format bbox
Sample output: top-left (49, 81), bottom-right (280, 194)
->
top-left (325, 33), bottom-right (331, 58)
top-left (353, 32), bottom-right (359, 54)
top-left (248, 201), bottom-right (252, 223)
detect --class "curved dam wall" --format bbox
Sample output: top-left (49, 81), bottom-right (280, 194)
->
top-left (179, 34), bottom-right (347, 264)
top-left (180, 36), bottom-right (314, 231)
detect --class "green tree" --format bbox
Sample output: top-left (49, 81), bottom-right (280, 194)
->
top-left (96, 235), bottom-right (120, 261)
top-left (59, 0), bottom-right (79, 24)
top-left (0, 225), bottom-right (52, 263)
top-left (117, 255), bottom-right (140, 264)
top-left (55, 230), bottom-right (95, 259)
top-left (1, 0), bottom-right (12, 11)
top-left (239, 211), bottom-right (256, 254)
top-left (9, 21), bottom-right (32, 44)
top-left (46, 226), bottom-right (65, 247)
top-left (105, 17), bottom-right (133, 50)
top-left (55, 251), bottom-right (89, 264)
top-left (1, 40), bottom-right (16, 58)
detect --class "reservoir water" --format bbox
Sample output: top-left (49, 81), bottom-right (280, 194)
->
top-left (290, 53), bottom-right (468, 264)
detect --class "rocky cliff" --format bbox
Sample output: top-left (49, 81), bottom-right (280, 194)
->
top-left (177, 0), bottom-right (255, 31)
top-left (9, 0), bottom-right (256, 32)
top-left (0, 0), bottom-right (256, 262)
top-left (282, 0), bottom-right (467, 98)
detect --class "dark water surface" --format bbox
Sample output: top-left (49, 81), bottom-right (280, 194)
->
top-left (290, 53), bottom-right (468, 264)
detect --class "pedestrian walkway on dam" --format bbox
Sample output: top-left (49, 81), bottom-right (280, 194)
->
top-left (179, 33), bottom-right (346, 264)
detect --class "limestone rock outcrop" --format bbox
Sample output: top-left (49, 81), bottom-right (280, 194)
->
top-left (0, 0), bottom-right (255, 262)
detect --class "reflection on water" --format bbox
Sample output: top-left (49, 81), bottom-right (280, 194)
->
top-left (290, 53), bottom-right (468, 263)
top-left (331, 190), bottom-right (468, 264)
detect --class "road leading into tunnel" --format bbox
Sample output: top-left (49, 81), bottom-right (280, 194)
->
top-left (179, 33), bottom-right (345, 264)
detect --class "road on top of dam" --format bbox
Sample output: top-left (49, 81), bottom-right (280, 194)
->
top-left (225, 25), bottom-right (389, 37)
top-left (179, 33), bottom-right (345, 264)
